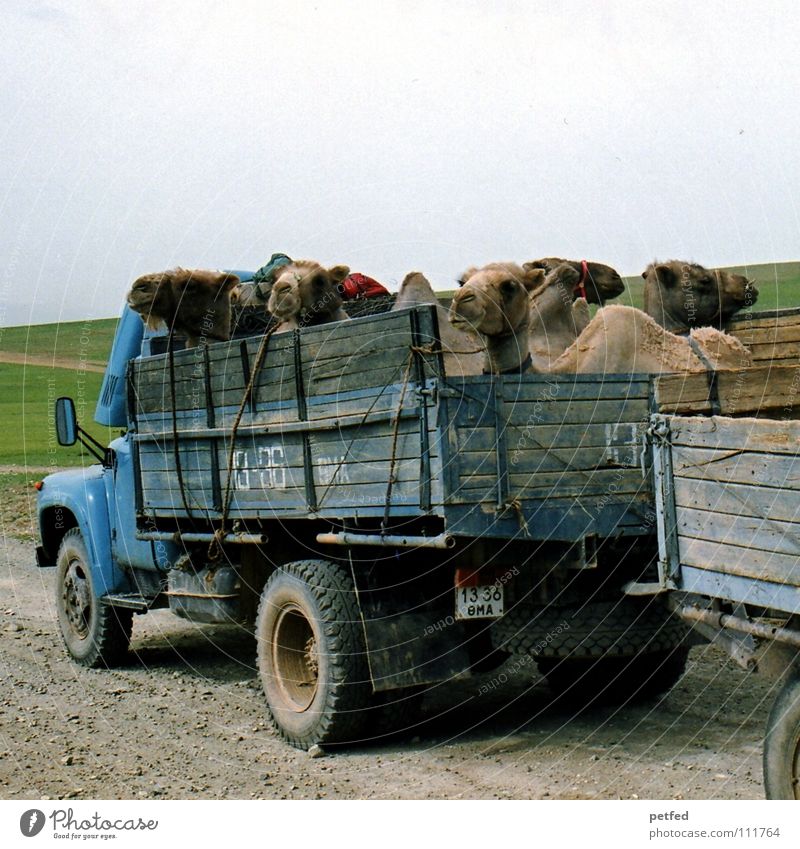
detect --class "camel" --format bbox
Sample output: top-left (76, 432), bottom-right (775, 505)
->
top-left (127, 268), bottom-right (240, 347)
top-left (642, 260), bottom-right (758, 333)
top-left (524, 258), bottom-right (625, 305)
top-left (267, 261), bottom-right (350, 332)
top-left (548, 305), bottom-right (752, 374)
top-left (451, 267), bottom-right (752, 375)
top-left (526, 263), bottom-right (592, 368)
top-left (448, 263), bottom-right (546, 374)
top-left (391, 271), bottom-right (485, 376)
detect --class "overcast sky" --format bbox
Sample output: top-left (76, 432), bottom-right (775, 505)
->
top-left (1, 0), bottom-right (798, 327)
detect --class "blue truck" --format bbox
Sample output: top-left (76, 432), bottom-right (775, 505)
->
top-left (34, 284), bottom-right (800, 797)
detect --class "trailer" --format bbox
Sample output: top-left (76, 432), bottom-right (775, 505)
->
top-left (633, 307), bottom-right (800, 800)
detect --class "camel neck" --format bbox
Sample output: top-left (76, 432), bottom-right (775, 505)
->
top-left (484, 323), bottom-right (530, 374)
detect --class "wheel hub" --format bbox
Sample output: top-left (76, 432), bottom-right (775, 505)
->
top-left (62, 559), bottom-right (91, 639)
top-left (272, 603), bottom-right (319, 712)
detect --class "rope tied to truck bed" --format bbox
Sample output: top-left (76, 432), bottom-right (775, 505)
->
top-left (208, 324), bottom-right (280, 561)
top-left (168, 332), bottom-right (198, 524)
top-left (382, 343), bottom-right (436, 530)
top-left (504, 497), bottom-right (530, 537)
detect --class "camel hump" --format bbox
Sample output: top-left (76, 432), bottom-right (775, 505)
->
top-left (393, 272), bottom-right (439, 308)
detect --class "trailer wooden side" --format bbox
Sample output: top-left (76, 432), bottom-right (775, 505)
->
top-left (652, 414), bottom-right (800, 613)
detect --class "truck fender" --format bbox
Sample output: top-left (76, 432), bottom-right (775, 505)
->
top-left (37, 468), bottom-right (131, 597)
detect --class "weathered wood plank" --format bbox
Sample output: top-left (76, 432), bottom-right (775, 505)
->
top-left (452, 468), bottom-right (649, 499)
top-left (729, 323), bottom-right (800, 345)
top-left (674, 477), bottom-right (800, 524)
top-left (671, 445), bottom-right (800, 488)
top-left (457, 444), bottom-right (641, 477)
top-left (668, 416), bottom-right (800, 454)
top-left (655, 365), bottom-right (800, 414)
top-left (456, 422), bottom-right (646, 454)
top-left (677, 505), bottom-right (800, 557)
top-left (678, 536), bottom-right (800, 585)
top-left (452, 397), bottom-right (650, 428)
top-left (678, 565), bottom-right (800, 614)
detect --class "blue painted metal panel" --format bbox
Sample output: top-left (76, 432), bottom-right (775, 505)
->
top-left (680, 565), bottom-right (800, 615)
top-left (36, 465), bottom-right (131, 595)
top-left (94, 306), bottom-right (143, 427)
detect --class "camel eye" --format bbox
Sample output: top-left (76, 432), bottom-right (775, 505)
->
top-left (500, 279), bottom-right (517, 296)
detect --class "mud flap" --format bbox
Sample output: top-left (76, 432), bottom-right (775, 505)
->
top-left (360, 610), bottom-right (472, 692)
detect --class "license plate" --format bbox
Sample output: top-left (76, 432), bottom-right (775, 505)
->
top-left (455, 584), bottom-right (504, 620)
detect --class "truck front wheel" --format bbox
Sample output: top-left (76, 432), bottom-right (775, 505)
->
top-left (255, 560), bottom-right (372, 749)
top-left (55, 528), bottom-right (132, 668)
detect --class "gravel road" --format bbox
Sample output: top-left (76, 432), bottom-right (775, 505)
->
top-left (0, 537), bottom-right (774, 800)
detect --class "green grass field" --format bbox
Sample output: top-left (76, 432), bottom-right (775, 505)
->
top-left (0, 317), bottom-right (118, 367)
top-left (0, 363), bottom-right (114, 468)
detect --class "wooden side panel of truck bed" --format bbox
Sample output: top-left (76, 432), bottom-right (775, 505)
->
top-left (129, 307), bottom-right (655, 540)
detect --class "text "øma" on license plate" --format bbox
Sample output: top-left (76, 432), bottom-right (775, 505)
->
top-left (455, 585), bottom-right (504, 620)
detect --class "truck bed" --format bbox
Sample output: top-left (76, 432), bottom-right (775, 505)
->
top-left (129, 306), bottom-right (655, 541)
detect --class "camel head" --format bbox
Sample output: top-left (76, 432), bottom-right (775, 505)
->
top-left (524, 257), bottom-right (624, 304)
top-left (267, 261), bottom-right (350, 327)
top-left (642, 260), bottom-right (758, 332)
top-left (127, 268), bottom-right (240, 343)
top-left (450, 263), bottom-right (544, 374)
top-left (450, 263), bottom-right (543, 338)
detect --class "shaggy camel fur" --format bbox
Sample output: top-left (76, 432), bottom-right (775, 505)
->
top-left (451, 267), bottom-right (752, 375)
top-left (642, 260), bottom-right (758, 333)
top-left (391, 271), bottom-right (485, 376)
top-left (548, 305), bottom-right (753, 374)
top-left (524, 258), bottom-right (625, 305)
top-left (267, 261), bottom-right (350, 332)
top-left (127, 268), bottom-right (240, 347)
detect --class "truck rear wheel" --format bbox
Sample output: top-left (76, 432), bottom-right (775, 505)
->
top-left (255, 560), bottom-right (372, 749)
top-left (492, 597), bottom-right (688, 705)
top-left (55, 528), bottom-right (132, 668)
top-left (365, 686), bottom-right (426, 740)
top-left (491, 597), bottom-right (688, 659)
top-left (763, 671), bottom-right (800, 799)
top-left (538, 646), bottom-right (689, 707)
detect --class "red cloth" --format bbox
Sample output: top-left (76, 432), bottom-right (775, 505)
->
top-left (341, 273), bottom-right (389, 300)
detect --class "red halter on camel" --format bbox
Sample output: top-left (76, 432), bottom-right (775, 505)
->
top-left (574, 259), bottom-right (590, 300)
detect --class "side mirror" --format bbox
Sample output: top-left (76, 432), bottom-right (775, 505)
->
top-left (55, 397), bottom-right (78, 446)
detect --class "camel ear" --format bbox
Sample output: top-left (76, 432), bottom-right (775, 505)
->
top-left (327, 265), bottom-right (350, 285)
top-left (460, 267), bottom-right (479, 284)
top-left (655, 264), bottom-right (676, 287)
top-left (521, 267), bottom-right (546, 291)
top-left (216, 272), bottom-right (240, 292)
top-left (523, 260), bottom-right (550, 272)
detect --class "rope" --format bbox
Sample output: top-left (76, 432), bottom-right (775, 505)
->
top-left (505, 497), bottom-right (530, 537)
top-left (382, 349), bottom-right (418, 530)
top-left (208, 324), bottom-right (279, 561)
top-left (315, 343), bottom-right (437, 512)
top-left (167, 332), bottom-right (195, 523)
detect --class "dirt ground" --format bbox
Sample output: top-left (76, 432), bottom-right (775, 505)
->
top-left (0, 535), bottom-right (776, 801)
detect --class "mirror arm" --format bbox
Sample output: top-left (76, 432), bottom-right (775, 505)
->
top-left (76, 428), bottom-right (107, 464)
